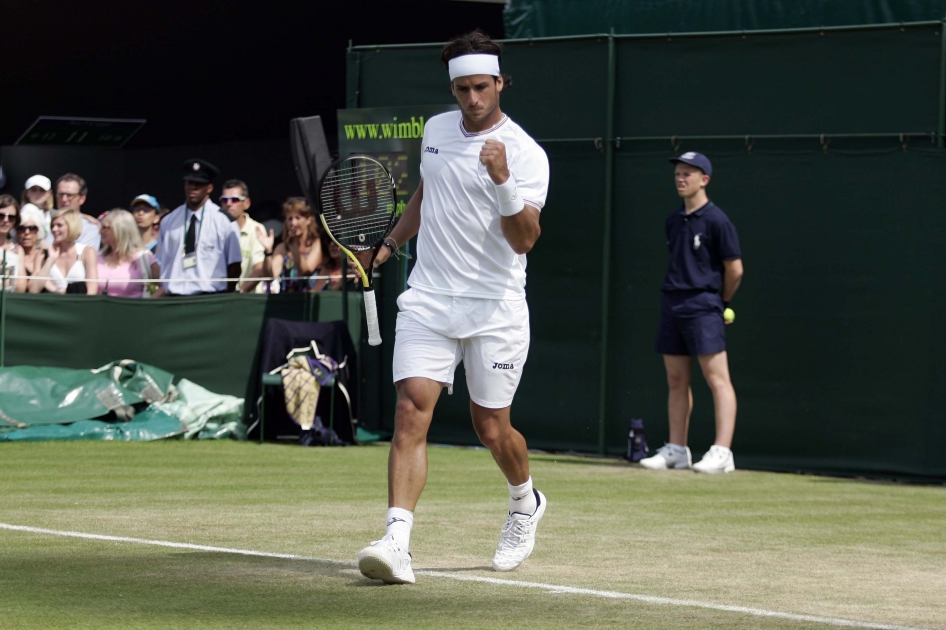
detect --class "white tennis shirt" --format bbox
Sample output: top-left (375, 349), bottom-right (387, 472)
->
top-left (408, 111), bottom-right (549, 300)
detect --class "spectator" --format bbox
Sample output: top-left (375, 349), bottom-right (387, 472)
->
top-left (154, 159), bottom-right (241, 296)
top-left (0, 194), bottom-right (27, 292)
top-left (319, 238), bottom-right (350, 291)
top-left (130, 194), bottom-right (161, 252)
top-left (256, 197), bottom-right (322, 293)
top-left (54, 173), bottom-right (101, 250)
top-left (21, 174), bottom-right (54, 214)
top-left (95, 209), bottom-right (160, 298)
top-left (17, 204), bottom-right (48, 278)
top-left (30, 209), bottom-right (97, 294)
top-left (219, 179), bottom-right (265, 293)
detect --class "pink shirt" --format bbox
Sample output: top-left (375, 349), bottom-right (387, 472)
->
top-left (97, 251), bottom-right (156, 298)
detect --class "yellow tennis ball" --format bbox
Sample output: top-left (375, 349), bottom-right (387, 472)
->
top-left (723, 308), bottom-right (736, 323)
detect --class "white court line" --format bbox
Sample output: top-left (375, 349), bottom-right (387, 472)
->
top-left (0, 522), bottom-right (927, 630)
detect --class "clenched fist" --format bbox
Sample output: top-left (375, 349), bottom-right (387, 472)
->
top-left (479, 139), bottom-right (510, 185)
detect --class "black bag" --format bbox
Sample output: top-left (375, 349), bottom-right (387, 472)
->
top-left (626, 418), bottom-right (650, 462)
top-left (299, 415), bottom-right (348, 447)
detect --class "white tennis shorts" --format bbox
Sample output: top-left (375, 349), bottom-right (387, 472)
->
top-left (392, 287), bottom-right (531, 409)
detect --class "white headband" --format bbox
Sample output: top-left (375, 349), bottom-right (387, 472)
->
top-left (448, 54), bottom-right (500, 80)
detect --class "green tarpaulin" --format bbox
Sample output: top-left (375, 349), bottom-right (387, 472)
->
top-left (0, 361), bottom-right (244, 442)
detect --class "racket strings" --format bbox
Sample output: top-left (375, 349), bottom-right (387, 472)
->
top-left (320, 159), bottom-right (396, 250)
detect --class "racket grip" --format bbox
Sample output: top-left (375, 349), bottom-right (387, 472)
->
top-left (364, 287), bottom-right (382, 346)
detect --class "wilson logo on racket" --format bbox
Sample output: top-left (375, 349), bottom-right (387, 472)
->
top-left (492, 362), bottom-right (515, 370)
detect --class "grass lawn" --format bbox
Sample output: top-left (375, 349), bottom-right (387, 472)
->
top-left (1, 441), bottom-right (943, 629)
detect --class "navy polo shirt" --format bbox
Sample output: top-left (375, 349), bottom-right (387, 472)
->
top-left (661, 201), bottom-right (741, 294)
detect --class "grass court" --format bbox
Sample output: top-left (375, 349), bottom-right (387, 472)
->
top-left (1, 441), bottom-right (943, 629)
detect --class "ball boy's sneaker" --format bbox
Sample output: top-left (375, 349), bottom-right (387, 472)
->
top-left (639, 443), bottom-right (692, 470)
top-left (357, 535), bottom-right (415, 584)
top-left (492, 490), bottom-right (547, 572)
top-left (692, 445), bottom-right (736, 474)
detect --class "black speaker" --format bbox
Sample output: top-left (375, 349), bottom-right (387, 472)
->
top-left (289, 116), bottom-right (332, 201)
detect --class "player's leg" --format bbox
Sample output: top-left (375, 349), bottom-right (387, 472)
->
top-left (462, 296), bottom-right (544, 571)
top-left (389, 377), bottom-right (444, 511)
top-left (642, 305), bottom-right (693, 469)
top-left (470, 401), bottom-right (546, 572)
top-left (470, 402), bottom-right (529, 485)
top-left (358, 291), bottom-right (461, 584)
top-left (358, 377), bottom-right (443, 586)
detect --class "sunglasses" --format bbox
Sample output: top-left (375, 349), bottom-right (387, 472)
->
top-left (0, 213), bottom-right (16, 222)
top-left (20, 225), bottom-right (39, 233)
top-left (220, 195), bottom-right (247, 204)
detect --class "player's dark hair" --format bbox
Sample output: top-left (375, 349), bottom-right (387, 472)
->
top-left (222, 179), bottom-right (249, 198)
top-left (441, 29), bottom-right (513, 88)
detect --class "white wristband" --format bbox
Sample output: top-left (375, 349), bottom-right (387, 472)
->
top-left (494, 176), bottom-right (522, 217)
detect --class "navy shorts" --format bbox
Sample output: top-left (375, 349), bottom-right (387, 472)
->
top-left (654, 292), bottom-right (726, 356)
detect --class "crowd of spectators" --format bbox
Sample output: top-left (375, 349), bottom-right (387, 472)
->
top-left (0, 159), bottom-right (357, 297)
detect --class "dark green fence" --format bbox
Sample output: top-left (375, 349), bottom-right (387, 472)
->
top-left (503, 0), bottom-right (946, 38)
top-left (347, 22), bottom-right (946, 479)
top-left (0, 292), bottom-right (377, 432)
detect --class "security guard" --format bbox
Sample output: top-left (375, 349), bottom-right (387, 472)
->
top-left (154, 159), bottom-right (242, 296)
top-left (640, 152), bottom-right (745, 474)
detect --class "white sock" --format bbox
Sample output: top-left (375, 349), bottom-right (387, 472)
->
top-left (508, 477), bottom-right (537, 517)
top-left (385, 507), bottom-right (413, 551)
top-left (668, 443), bottom-right (687, 454)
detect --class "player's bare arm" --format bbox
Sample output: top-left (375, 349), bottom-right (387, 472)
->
top-left (500, 206), bottom-right (541, 255)
top-left (721, 258), bottom-right (744, 302)
top-left (480, 139), bottom-right (541, 254)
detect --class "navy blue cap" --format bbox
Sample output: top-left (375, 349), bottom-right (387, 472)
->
top-left (669, 152), bottom-right (712, 177)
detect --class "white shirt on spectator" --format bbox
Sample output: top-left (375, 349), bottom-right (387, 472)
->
top-left (155, 201), bottom-right (241, 294)
top-left (408, 111), bottom-right (549, 300)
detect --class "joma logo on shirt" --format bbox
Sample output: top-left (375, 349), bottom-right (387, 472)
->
top-left (492, 362), bottom-right (515, 370)
top-left (424, 146), bottom-right (439, 154)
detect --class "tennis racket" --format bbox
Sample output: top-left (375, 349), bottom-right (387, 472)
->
top-left (315, 155), bottom-right (397, 346)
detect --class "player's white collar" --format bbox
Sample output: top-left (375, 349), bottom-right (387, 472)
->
top-left (459, 113), bottom-right (508, 138)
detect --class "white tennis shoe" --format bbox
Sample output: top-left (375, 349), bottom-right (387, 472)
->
top-left (639, 444), bottom-right (692, 470)
top-left (692, 445), bottom-right (736, 474)
top-left (357, 535), bottom-right (415, 584)
top-left (492, 490), bottom-right (546, 572)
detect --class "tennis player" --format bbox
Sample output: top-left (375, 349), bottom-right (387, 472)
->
top-left (356, 30), bottom-right (550, 584)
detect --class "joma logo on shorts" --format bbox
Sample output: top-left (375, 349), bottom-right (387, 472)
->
top-left (424, 146), bottom-right (439, 154)
top-left (492, 362), bottom-right (514, 370)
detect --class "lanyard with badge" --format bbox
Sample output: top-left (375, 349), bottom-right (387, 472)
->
top-left (182, 204), bottom-right (206, 269)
